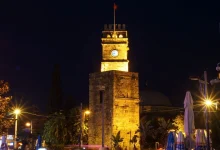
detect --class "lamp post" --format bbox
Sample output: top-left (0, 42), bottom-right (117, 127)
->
top-left (204, 99), bottom-right (212, 150)
top-left (190, 71), bottom-right (210, 150)
top-left (25, 121), bottom-right (33, 150)
top-left (25, 121), bottom-right (32, 134)
top-left (100, 90), bottom-right (105, 149)
top-left (79, 103), bottom-right (91, 147)
top-left (80, 103), bottom-right (83, 148)
top-left (82, 110), bottom-right (90, 145)
top-left (14, 109), bottom-right (21, 150)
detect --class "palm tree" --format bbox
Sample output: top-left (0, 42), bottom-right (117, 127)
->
top-left (130, 135), bottom-right (138, 149)
top-left (137, 117), bottom-right (174, 149)
top-left (111, 131), bottom-right (124, 150)
top-left (136, 116), bottom-right (151, 147)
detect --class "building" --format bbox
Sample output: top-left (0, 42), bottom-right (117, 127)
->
top-left (139, 89), bottom-right (173, 114)
top-left (88, 24), bottom-right (140, 149)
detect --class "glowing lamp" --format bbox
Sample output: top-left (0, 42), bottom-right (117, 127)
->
top-left (26, 122), bottom-right (31, 127)
top-left (205, 99), bottom-right (213, 107)
top-left (85, 110), bottom-right (90, 115)
top-left (14, 109), bottom-right (21, 115)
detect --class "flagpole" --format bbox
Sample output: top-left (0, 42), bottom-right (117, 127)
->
top-left (113, 3), bottom-right (116, 36)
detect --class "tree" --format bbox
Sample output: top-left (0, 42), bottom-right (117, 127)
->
top-left (0, 80), bottom-right (13, 134)
top-left (172, 114), bottom-right (184, 133)
top-left (139, 117), bottom-right (175, 149)
top-left (111, 131), bottom-right (124, 150)
top-left (42, 107), bottom-right (81, 149)
top-left (136, 117), bottom-right (151, 148)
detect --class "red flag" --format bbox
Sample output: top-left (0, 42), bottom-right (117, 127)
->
top-left (114, 3), bottom-right (117, 10)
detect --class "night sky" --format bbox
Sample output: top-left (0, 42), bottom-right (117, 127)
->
top-left (0, 0), bottom-right (220, 111)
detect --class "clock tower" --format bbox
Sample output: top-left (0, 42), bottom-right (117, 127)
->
top-left (88, 23), bottom-right (140, 149)
top-left (101, 24), bottom-right (129, 72)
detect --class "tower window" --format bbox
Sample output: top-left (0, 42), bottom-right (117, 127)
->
top-left (100, 91), bottom-right (103, 103)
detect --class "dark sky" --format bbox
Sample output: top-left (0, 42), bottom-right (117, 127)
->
top-left (0, 0), bottom-right (220, 111)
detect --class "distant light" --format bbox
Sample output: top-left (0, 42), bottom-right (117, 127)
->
top-left (85, 110), bottom-right (90, 115)
top-left (189, 76), bottom-right (199, 81)
top-left (26, 122), bottom-right (31, 127)
top-left (38, 148), bottom-right (47, 150)
top-left (119, 34), bottom-right (123, 38)
top-left (8, 142), bottom-right (13, 146)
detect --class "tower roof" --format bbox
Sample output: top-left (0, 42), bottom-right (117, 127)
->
top-left (102, 24), bottom-right (128, 40)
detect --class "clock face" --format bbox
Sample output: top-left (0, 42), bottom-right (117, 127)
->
top-left (111, 50), bottom-right (118, 57)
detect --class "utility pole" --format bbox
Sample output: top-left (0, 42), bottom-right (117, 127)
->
top-left (30, 121), bottom-right (33, 134)
top-left (204, 71), bottom-right (210, 150)
top-left (204, 71), bottom-right (208, 98)
top-left (80, 103), bottom-right (83, 148)
top-left (101, 90), bottom-right (105, 149)
top-left (14, 114), bottom-right (18, 150)
top-left (190, 71), bottom-right (210, 150)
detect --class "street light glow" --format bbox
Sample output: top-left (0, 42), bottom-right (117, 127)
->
top-left (26, 122), bottom-right (31, 127)
top-left (14, 109), bottom-right (21, 115)
top-left (205, 99), bottom-right (213, 107)
top-left (85, 110), bottom-right (90, 115)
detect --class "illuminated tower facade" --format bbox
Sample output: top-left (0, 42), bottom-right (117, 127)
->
top-left (101, 24), bottom-right (129, 72)
top-left (88, 24), bottom-right (140, 149)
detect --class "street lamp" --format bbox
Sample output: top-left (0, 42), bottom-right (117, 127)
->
top-left (80, 104), bottom-right (90, 147)
top-left (190, 71), bottom-right (210, 150)
top-left (14, 108), bottom-right (21, 150)
top-left (25, 121), bottom-right (32, 134)
top-left (205, 99), bottom-right (213, 107)
top-left (84, 110), bottom-right (90, 115)
top-left (204, 99), bottom-right (214, 150)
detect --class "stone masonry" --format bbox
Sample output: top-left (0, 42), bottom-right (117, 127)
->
top-left (88, 71), bottom-right (140, 149)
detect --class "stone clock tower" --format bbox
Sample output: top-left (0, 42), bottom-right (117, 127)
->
top-left (88, 24), bottom-right (140, 150)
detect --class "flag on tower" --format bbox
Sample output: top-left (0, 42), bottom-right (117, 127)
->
top-left (114, 3), bottom-right (117, 10)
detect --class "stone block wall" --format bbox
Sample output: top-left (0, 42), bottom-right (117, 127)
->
top-left (88, 71), bottom-right (140, 149)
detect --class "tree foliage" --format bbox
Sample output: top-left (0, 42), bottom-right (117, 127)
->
top-left (172, 114), bottom-right (184, 133)
top-left (0, 80), bottom-right (12, 134)
top-left (42, 107), bottom-right (81, 147)
top-left (138, 117), bottom-right (175, 149)
top-left (130, 134), bottom-right (138, 149)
